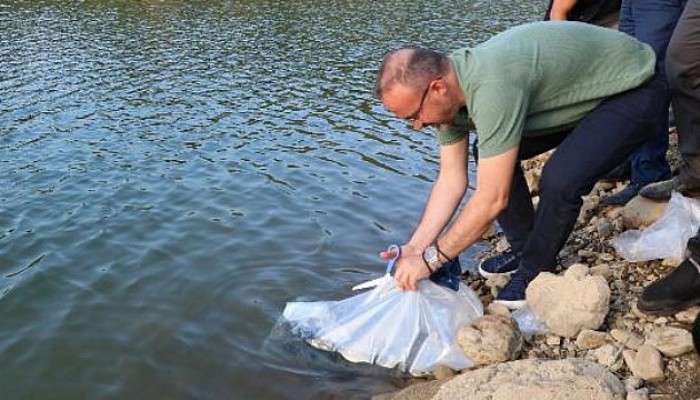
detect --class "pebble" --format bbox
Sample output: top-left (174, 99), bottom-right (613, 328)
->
top-left (433, 365), bottom-right (456, 380)
top-left (590, 344), bottom-right (624, 371)
top-left (486, 303), bottom-right (512, 318)
top-left (610, 329), bottom-right (645, 350)
top-left (647, 326), bottom-right (695, 357)
top-left (673, 306), bottom-right (700, 324)
top-left (627, 388), bottom-right (650, 400)
top-left (590, 263), bottom-right (613, 280)
top-left (628, 344), bottom-right (665, 382)
top-left (576, 330), bottom-right (610, 350)
top-left (624, 377), bottom-right (643, 392)
top-left (545, 335), bottom-right (561, 346)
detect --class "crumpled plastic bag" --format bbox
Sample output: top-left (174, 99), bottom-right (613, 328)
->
top-left (282, 259), bottom-right (483, 375)
top-left (511, 304), bottom-right (549, 338)
top-left (613, 192), bottom-right (700, 263)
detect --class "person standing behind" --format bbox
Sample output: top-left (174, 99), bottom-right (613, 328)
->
top-left (598, 0), bottom-right (686, 205)
top-left (546, 0), bottom-right (621, 27)
top-left (636, 0), bottom-right (700, 320)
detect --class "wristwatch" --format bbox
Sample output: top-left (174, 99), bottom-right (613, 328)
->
top-left (423, 245), bottom-right (443, 271)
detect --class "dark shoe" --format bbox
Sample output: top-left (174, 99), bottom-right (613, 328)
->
top-left (639, 177), bottom-right (700, 202)
top-left (478, 249), bottom-right (521, 279)
top-left (493, 269), bottom-right (531, 310)
top-left (600, 163), bottom-right (631, 182)
top-left (600, 182), bottom-right (645, 206)
top-left (638, 256), bottom-right (700, 316)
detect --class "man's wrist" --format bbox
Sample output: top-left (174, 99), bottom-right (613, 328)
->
top-left (434, 241), bottom-right (454, 263)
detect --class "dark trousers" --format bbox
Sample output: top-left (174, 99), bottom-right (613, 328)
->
top-left (667, 0), bottom-right (700, 186)
top-left (487, 74), bottom-right (666, 276)
top-left (619, 0), bottom-right (685, 184)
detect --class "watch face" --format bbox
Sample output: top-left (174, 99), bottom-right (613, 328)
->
top-left (425, 247), bottom-right (437, 259)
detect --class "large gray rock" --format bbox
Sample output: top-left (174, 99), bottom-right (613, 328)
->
top-left (526, 264), bottom-right (611, 338)
top-left (432, 358), bottom-right (625, 400)
top-left (621, 196), bottom-right (668, 229)
top-left (457, 315), bottom-right (523, 366)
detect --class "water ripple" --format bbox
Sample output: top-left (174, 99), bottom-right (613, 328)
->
top-left (0, 0), bottom-right (540, 398)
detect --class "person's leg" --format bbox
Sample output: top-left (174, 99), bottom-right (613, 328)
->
top-left (476, 133), bottom-right (568, 277)
top-left (495, 132), bottom-right (569, 254)
top-left (670, 0), bottom-right (700, 184)
top-left (639, 228), bottom-right (700, 313)
top-left (496, 75), bottom-right (666, 308)
top-left (638, 0), bottom-right (700, 316)
top-left (602, 0), bottom-right (682, 205)
top-left (627, 0), bottom-right (682, 184)
top-left (640, 0), bottom-right (700, 200)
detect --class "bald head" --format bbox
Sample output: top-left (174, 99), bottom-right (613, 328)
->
top-left (375, 46), bottom-right (449, 99)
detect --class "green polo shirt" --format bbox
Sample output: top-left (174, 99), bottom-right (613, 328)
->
top-left (438, 21), bottom-right (656, 158)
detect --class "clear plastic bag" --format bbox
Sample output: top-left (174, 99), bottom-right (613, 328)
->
top-left (613, 192), bottom-right (700, 263)
top-left (282, 274), bottom-right (483, 376)
top-left (511, 304), bottom-right (549, 338)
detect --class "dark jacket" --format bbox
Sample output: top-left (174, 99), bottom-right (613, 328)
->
top-left (544, 0), bottom-right (621, 25)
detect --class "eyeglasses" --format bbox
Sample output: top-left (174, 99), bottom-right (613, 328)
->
top-left (405, 81), bottom-right (432, 123)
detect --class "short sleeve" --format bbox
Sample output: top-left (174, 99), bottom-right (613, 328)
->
top-left (436, 109), bottom-right (473, 146)
top-left (471, 84), bottom-right (529, 158)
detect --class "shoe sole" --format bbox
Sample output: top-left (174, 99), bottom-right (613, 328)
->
top-left (637, 298), bottom-right (700, 317)
top-left (493, 298), bottom-right (527, 310)
top-left (478, 265), bottom-right (518, 280)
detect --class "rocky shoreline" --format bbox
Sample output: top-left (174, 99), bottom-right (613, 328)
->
top-left (373, 130), bottom-right (700, 400)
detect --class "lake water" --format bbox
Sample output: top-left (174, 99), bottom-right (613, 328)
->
top-left (0, 1), bottom-right (541, 398)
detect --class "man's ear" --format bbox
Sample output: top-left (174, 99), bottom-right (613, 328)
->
top-left (432, 77), bottom-right (448, 95)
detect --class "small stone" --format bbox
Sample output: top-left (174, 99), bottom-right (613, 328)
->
top-left (621, 196), bottom-right (668, 229)
top-left (624, 377), bottom-right (644, 392)
top-left (597, 218), bottom-right (614, 238)
top-left (458, 315), bottom-right (523, 366)
top-left (486, 303), bottom-right (511, 318)
top-left (653, 317), bottom-right (668, 325)
top-left (628, 344), bottom-right (665, 382)
top-left (578, 250), bottom-right (596, 259)
top-left (661, 258), bottom-right (680, 267)
top-left (610, 329), bottom-right (645, 350)
top-left (576, 330), bottom-right (611, 350)
top-left (433, 365), bottom-right (456, 380)
top-left (647, 326), bottom-right (694, 357)
top-left (590, 344), bottom-right (624, 371)
top-left (673, 306), bottom-right (700, 324)
top-left (605, 207), bottom-right (624, 220)
top-left (627, 388), bottom-right (650, 400)
top-left (599, 253), bottom-right (615, 262)
top-left (545, 335), bottom-right (561, 346)
top-left (590, 264), bottom-right (613, 280)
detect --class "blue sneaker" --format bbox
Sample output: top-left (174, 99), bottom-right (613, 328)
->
top-left (493, 269), bottom-right (530, 310)
top-left (478, 249), bottom-right (520, 279)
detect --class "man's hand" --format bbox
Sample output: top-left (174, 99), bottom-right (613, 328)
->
top-left (379, 244), bottom-right (430, 290)
top-left (393, 254), bottom-right (432, 291)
